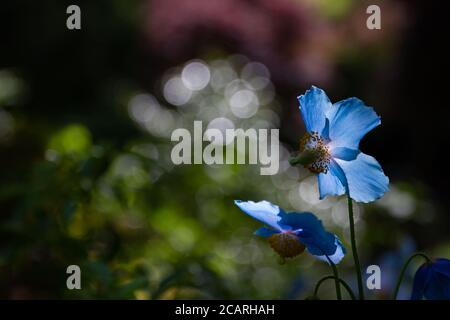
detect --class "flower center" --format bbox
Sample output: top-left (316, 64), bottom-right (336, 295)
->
top-left (299, 131), bottom-right (331, 174)
top-left (267, 232), bottom-right (306, 258)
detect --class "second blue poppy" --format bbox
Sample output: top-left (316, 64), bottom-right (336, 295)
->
top-left (234, 200), bottom-right (345, 264)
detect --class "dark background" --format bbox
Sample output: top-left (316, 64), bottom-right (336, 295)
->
top-left (0, 0), bottom-right (449, 299)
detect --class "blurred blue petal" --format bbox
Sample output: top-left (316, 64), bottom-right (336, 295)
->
top-left (411, 259), bottom-right (450, 300)
top-left (426, 272), bottom-right (450, 299)
top-left (433, 258), bottom-right (450, 277)
top-left (411, 263), bottom-right (431, 300)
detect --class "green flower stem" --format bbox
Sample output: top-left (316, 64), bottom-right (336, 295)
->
top-left (347, 194), bottom-right (365, 300)
top-left (392, 252), bottom-right (432, 300)
top-left (325, 256), bottom-right (342, 300)
top-left (314, 275), bottom-right (356, 300)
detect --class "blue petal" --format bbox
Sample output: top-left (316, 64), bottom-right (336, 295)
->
top-left (280, 212), bottom-right (346, 264)
top-left (326, 97), bottom-right (381, 150)
top-left (411, 263), bottom-right (432, 300)
top-left (330, 147), bottom-right (359, 161)
top-left (335, 152), bottom-right (389, 203)
top-left (279, 211), bottom-right (321, 231)
top-left (309, 237), bottom-right (346, 265)
top-left (318, 160), bottom-right (346, 200)
top-left (234, 200), bottom-right (287, 231)
top-left (254, 227), bottom-right (279, 238)
top-left (426, 259), bottom-right (450, 300)
top-left (297, 86), bottom-right (331, 134)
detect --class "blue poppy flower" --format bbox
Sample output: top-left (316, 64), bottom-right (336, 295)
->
top-left (411, 258), bottom-right (450, 300)
top-left (234, 200), bottom-right (345, 264)
top-left (297, 86), bottom-right (389, 203)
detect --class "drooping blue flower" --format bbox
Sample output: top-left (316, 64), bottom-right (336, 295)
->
top-left (411, 258), bottom-right (450, 300)
top-left (297, 86), bottom-right (389, 203)
top-left (234, 200), bottom-right (345, 264)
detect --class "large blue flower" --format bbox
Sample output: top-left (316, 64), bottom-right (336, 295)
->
top-left (411, 258), bottom-right (450, 300)
top-left (297, 86), bottom-right (389, 203)
top-left (234, 200), bottom-right (345, 264)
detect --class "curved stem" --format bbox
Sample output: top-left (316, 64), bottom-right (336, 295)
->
top-left (347, 195), bottom-right (365, 300)
top-left (326, 256), bottom-right (342, 300)
top-left (392, 252), bottom-right (431, 300)
top-left (314, 275), bottom-right (356, 300)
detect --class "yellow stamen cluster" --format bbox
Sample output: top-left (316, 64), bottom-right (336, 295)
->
top-left (268, 233), bottom-right (306, 258)
top-left (299, 131), bottom-right (331, 174)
